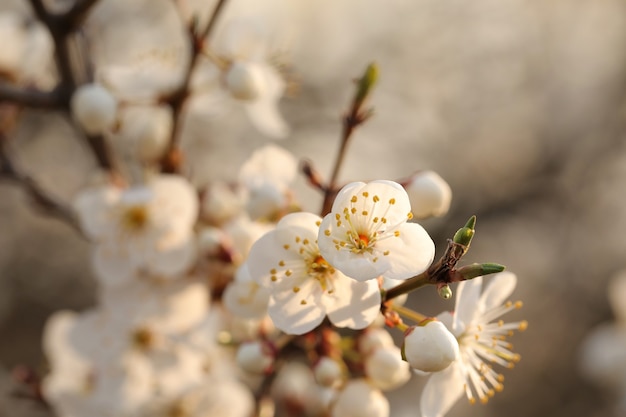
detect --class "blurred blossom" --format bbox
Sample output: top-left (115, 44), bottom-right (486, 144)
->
top-left (74, 175), bottom-right (198, 287)
top-left (404, 170), bottom-right (452, 219)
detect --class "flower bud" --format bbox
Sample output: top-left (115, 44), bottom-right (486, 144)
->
top-left (405, 170), bottom-right (452, 218)
top-left (236, 341), bottom-right (273, 374)
top-left (71, 83), bottom-right (118, 135)
top-left (358, 328), bottom-right (395, 356)
top-left (364, 346), bottom-right (410, 391)
top-left (402, 321), bottom-right (459, 372)
top-left (331, 379), bottom-right (389, 417)
top-left (314, 357), bottom-right (342, 387)
top-left (119, 105), bottom-right (172, 162)
top-left (225, 61), bottom-right (265, 101)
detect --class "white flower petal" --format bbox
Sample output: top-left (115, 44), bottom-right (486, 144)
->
top-left (268, 280), bottom-right (326, 334)
top-left (452, 277), bottom-right (483, 335)
top-left (150, 175), bottom-right (199, 231)
top-left (478, 271), bottom-right (517, 312)
top-left (326, 276), bottom-right (380, 329)
top-left (145, 233), bottom-right (196, 278)
top-left (373, 222), bottom-right (434, 280)
top-left (92, 243), bottom-right (134, 287)
top-left (246, 229), bottom-right (307, 287)
top-left (420, 362), bottom-right (465, 417)
top-left (74, 186), bottom-right (120, 239)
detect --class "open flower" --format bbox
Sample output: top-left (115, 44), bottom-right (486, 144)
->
top-left (208, 19), bottom-right (289, 138)
top-left (420, 272), bottom-right (527, 417)
top-left (74, 175), bottom-right (198, 287)
top-left (318, 180), bottom-right (435, 281)
top-left (246, 212), bottom-right (381, 334)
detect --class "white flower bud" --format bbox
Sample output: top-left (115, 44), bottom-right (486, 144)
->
top-left (405, 170), bottom-right (452, 219)
top-left (225, 61), bottom-right (265, 101)
top-left (402, 321), bottom-right (459, 372)
top-left (364, 346), bottom-right (410, 391)
top-left (359, 328), bottom-right (395, 356)
top-left (71, 83), bottom-right (118, 134)
top-left (236, 341), bottom-right (273, 374)
top-left (314, 357), bottom-right (342, 387)
top-left (331, 379), bottom-right (389, 417)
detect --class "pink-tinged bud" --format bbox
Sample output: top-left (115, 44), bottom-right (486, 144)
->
top-left (71, 83), bottom-right (118, 135)
top-left (236, 341), bottom-right (273, 374)
top-left (402, 321), bottom-right (459, 372)
top-left (405, 170), bottom-right (452, 219)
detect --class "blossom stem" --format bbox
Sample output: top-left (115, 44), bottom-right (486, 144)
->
top-left (390, 304), bottom-right (427, 324)
top-left (320, 63), bottom-right (378, 216)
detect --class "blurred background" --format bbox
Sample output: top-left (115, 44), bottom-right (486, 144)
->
top-left (1, 0), bottom-right (626, 416)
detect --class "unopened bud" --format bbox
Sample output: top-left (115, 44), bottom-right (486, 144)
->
top-left (236, 341), bottom-right (274, 374)
top-left (364, 345), bottom-right (410, 391)
top-left (71, 83), bottom-right (118, 135)
top-left (453, 215), bottom-right (476, 248)
top-left (331, 379), bottom-right (389, 417)
top-left (402, 321), bottom-right (459, 372)
top-left (314, 357), bottom-right (342, 387)
top-left (456, 263), bottom-right (506, 281)
top-left (353, 62), bottom-right (379, 112)
top-left (438, 284), bottom-right (453, 300)
top-left (405, 171), bottom-right (452, 219)
top-left (225, 61), bottom-right (265, 101)
top-left (359, 328), bottom-right (395, 356)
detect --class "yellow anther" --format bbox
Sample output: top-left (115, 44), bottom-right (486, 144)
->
top-left (271, 276), bottom-right (277, 282)
top-left (351, 196), bottom-right (358, 203)
top-left (372, 257), bottom-right (378, 262)
top-left (373, 195), bottom-right (380, 202)
top-left (381, 218), bottom-right (387, 224)
top-left (324, 230), bottom-right (331, 236)
top-left (514, 301), bottom-right (524, 309)
top-left (351, 208), bottom-right (357, 214)
top-left (283, 244), bottom-right (290, 250)
top-left (498, 320), bottom-right (504, 327)
top-left (389, 198), bottom-right (396, 204)
top-left (373, 217), bottom-right (379, 223)
top-left (518, 321), bottom-right (528, 331)
top-left (480, 397), bottom-right (489, 405)
top-left (335, 213), bottom-right (341, 220)
top-left (336, 221), bottom-right (342, 227)
top-left (383, 250), bottom-right (390, 256)
top-left (316, 220), bottom-right (321, 226)
top-left (285, 270), bottom-right (292, 277)
top-left (293, 286), bottom-right (300, 293)
top-left (505, 301), bottom-right (513, 308)
top-left (295, 236), bottom-right (301, 243)
top-left (300, 299), bottom-right (307, 305)
top-left (362, 210), bottom-right (368, 216)
top-left (303, 239), bottom-right (309, 245)
top-left (394, 231), bottom-right (400, 237)
top-left (270, 268), bottom-right (277, 274)
top-left (495, 384), bottom-right (504, 393)
top-left (279, 261), bottom-right (285, 266)
top-left (407, 212), bottom-right (413, 220)
top-left (362, 191), bottom-right (369, 197)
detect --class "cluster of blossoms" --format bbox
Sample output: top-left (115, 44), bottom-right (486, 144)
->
top-left (0, 3), bottom-right (527, 417)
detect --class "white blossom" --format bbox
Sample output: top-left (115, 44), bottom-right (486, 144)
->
top-left (318, 180), bottom-right (435, 281)
top-left (358, 328), bottom-right (395, 356)
top-left (74, 175), bottom-right (198, 287)
top-left (420, 272), bottom-right (527, 417)
top-left (212, 19), bottom-right (289, 138)
top-left (247, 212), bottom-right (381, 335)
top-left (223, 264), bottom-right (270, 319)
top-left (238, 144), bottom-right (297, 220)
top-left (405, 171), bottom-right (452, 219)
top-left (402, 320), bottom-right (459, 373)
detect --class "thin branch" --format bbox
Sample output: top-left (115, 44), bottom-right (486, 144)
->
top-left (63, 0), bottom-right (101, 29)
top-left (160, 0), bottom-right (229, 173)
top-left (0, 84), bottom-right (63, 108)
top-left (0, 139), bottom-right (83, 235)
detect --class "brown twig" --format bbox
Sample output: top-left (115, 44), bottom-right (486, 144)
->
top-left (160, 0), bottom-right (229, 173)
